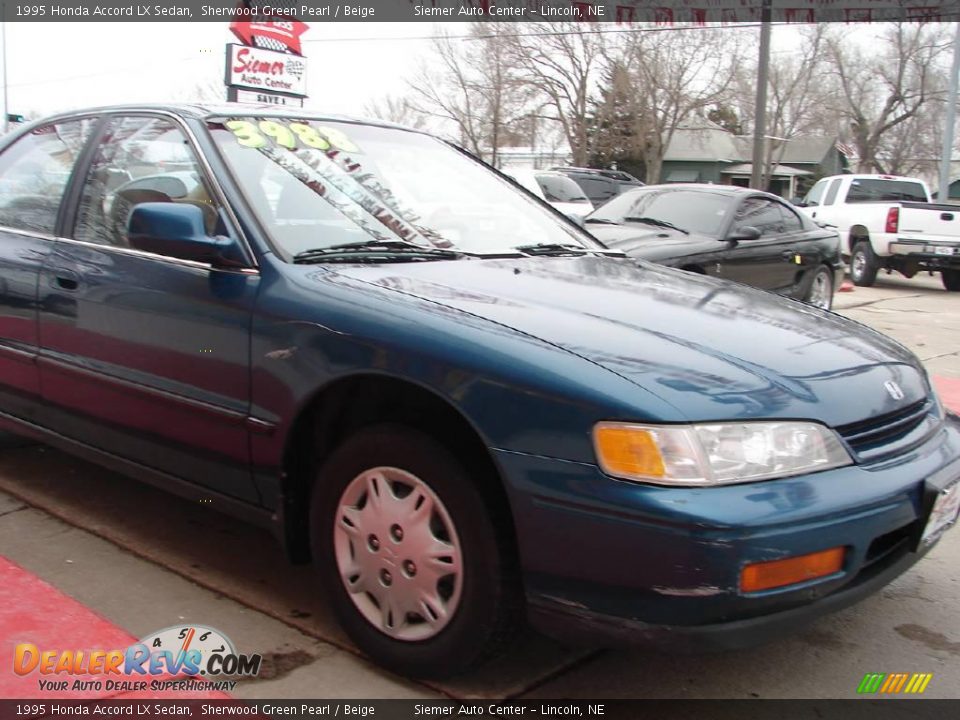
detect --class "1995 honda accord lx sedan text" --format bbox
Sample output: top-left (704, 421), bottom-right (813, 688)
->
top-left (0, 105), bottom-right (958, 678)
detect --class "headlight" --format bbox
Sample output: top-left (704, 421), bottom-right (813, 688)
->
top-left (593, 421), bottom-right (852, 487)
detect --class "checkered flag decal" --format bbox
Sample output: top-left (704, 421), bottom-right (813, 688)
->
top-left (254, 36), bottom-right (287, 52)
top-left (244, 0), bottom-right (302, 54)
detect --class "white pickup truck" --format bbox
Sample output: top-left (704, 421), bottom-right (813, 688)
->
top-left (796, 174), bottom-right (960, 291)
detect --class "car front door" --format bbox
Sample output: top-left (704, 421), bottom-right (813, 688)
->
top-left (719, 195), bottom-right (798, 291)
top-left (0, 118), bottom-right (96, 424)
top-left (36, 114), bottom-right (261, 502)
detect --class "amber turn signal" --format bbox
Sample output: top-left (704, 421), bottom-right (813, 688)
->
top-left (740, 547), bottom-right (845, 593)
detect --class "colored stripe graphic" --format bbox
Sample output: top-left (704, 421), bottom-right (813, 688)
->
top-left (857, 672), bottom-right (933, 695)
top-left (857, 673), bottom-right (885, 694)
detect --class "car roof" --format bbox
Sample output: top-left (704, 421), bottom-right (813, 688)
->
top-left (35, 103), bottom-right (422, 134)
top-left (620, 183), bottom-right (776, 198)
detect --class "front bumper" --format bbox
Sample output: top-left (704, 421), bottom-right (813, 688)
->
top-left (496, 414), bottom-right (960, 649)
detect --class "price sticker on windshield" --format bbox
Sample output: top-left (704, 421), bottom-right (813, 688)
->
top-left (225, 120), bottom-right (361, 153)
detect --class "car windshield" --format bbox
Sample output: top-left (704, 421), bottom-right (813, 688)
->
top-left (208, 118), bottom-right (599, 259)
top-left (589, 188), bottom-right (732, 236)
top-left (536, 174), bottom-right (589, 203)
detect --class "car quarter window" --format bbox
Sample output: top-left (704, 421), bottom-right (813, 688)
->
top-left (823, 178), bottom-right (842, 205)
top-left (72, 116), bottom-right (220, 251)
top-left (0, 119), bottom-right (96, 236)
top-left (734, 197), bottom-right (783, 236)
top-left (804, 179), bottom-right (827, 206)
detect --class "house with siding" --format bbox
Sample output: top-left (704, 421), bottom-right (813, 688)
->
top-left (660, 121), bottom-right (848, 198)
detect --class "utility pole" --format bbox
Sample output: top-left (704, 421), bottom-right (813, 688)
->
top-left (750, 0), bottom-right (772, 190)
top-left (938, 22), bottom-right (960, 202)
top-left (1, 17), bottom-right (8, 135)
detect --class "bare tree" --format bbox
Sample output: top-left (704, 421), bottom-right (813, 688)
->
top-left (826, 23), bottom-right (951, 173)
top-left (507, 22), bottom-right (607, 166)
top-left (408, 25), bottom-right (530, 164)
top-left (611, 26), bottom-right (745, 183)
top-left (362, 94), bottom-right (429, 129)
top-left (762, 27), bottom-right (832, 187)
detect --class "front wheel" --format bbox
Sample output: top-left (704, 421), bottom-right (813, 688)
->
top-left (804, 266), bottom-right (834, 310)
top-left (850, 241), bottom-right (880, 287)
top-left (943, 269), bottom-right (960, 292)
top-left (310, 425), bottom-right (520, 678)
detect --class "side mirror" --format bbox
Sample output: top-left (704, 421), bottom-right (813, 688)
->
top-left (565, 212), bottom-right (586, 228)
top-left (127, 203), bottom-right (238, 266)
top-left (728, 226), bottom-right (761, 242)
top-left (790, 197), bottom-right (806, 207)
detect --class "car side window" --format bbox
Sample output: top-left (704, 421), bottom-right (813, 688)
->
top-left (777, 203), bottom-right (804, 232)
top-left (0, 119), bottom-right (96, 236)
top-left (733, 197), bottom-right (783, 237)
top-left (823, 178), bottom-right (841, 206)
top-left (804, 179), bottom-right (827, 206)
top-left (580, 177), bottom-right (616, 200)
top-left (73, 116), bottom-right (220, 251)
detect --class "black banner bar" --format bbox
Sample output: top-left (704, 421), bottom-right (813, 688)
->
top-left (1, 1), bottom-right (960, 23)
top-left (0, 700), bottom-right (958, 720)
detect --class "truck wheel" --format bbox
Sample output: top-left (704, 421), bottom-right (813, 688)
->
top-left (310, 424), bottom-right (520, 679)
top-left (804, 266), bottom-right (834, 310)
top-left (850, 241), bottom-right (879, 287)
top-left (943, 269), bottom-right (960, 292)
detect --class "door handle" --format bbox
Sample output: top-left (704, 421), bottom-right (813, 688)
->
top-left (51, 269), bottom-right (80, 291)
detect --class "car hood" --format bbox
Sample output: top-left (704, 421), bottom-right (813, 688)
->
top-left (327, 256), bottom-right (927, 426)
top-left (588, 224), bottom-right (719, 261)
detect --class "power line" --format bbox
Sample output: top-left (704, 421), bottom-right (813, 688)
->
top-left (301, 18), bottom-right (960, 45)
top-left (301, 22), bottom-right (770, 44)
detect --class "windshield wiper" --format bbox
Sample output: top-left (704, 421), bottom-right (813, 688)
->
top-left (623, 217), bottom-right (689, 234)
top-left (514, 243), bottom-right (589, 256)
top-left (293, 239), bottom-right (466, 264)
top-left (583, 217), bottom-right (619, 225)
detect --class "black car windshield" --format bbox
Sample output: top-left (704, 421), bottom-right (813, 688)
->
top-left (589, 187), bottom-right (732, 237)
top-left (536, 174), bottom-right (589, 203)
top-left (208, 118), bottom-right (600, 258)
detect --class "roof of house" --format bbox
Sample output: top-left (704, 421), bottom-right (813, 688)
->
top-left (663, 119), bottom-right (837, 166)
top-left (663, 123), bottom-right (741, 162)
top-left (721, 163), bottom-right (814, 177)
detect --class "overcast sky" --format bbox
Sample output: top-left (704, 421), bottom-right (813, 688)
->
top-left (2, 22), bottom-right (438, 118)
top-left (1, 21), bottom-right (877, 120)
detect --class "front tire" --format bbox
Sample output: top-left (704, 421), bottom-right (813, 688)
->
top-left (850, 241), bottom-right (879, 287)
top-left (804, 266), bottom-right (834, 310)
top-left (310, 425), bottom-right (520, 678)
top-left (943, 269), bottom-right (960, 292)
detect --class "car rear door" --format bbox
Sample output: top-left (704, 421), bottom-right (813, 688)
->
top-left (719, 195), bottom-right (798, 290)
top-left (36, 113), bottom-right (261, 502)
top-left (0, 118), bottom-right (97, 424)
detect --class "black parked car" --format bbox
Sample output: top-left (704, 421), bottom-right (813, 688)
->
top-left (586, 184), bottom-right (844, 309)
top-left (550, 166), bottom-right (644, 208)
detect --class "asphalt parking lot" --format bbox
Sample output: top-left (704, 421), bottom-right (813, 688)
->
top-left (0, 272), bottom-right (958, 700)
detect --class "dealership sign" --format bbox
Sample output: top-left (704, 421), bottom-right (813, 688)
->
top-left (230, 20), bottom-right (308, 55)
top-left (229, 89), bottom-right (304, 107)
top-left (225, 44), bottom-right (307, 98)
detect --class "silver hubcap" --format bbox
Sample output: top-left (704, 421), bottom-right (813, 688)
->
top-left (333, 467), bottom-right (463, 641)
top-left (809, 271), bottom-right (832, 309)
top-left (852, 252), bottom-right (865, 279)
